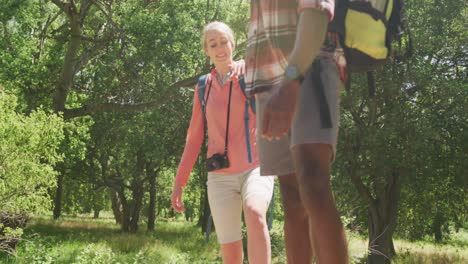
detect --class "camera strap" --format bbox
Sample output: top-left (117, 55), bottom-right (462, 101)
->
top-left (201, 76), bottom-right (232, 157)
top-left (224, 81), bottom-right (233, 156)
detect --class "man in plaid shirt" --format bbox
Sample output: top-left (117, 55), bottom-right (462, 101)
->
top-left (245, 0), bottom-right (349, 263)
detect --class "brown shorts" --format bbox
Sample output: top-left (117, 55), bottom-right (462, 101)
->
top-left (255, 55), bottom-right (342, 176)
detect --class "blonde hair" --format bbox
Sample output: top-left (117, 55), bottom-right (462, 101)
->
top-left (201, 21), bottom-right (235, 50)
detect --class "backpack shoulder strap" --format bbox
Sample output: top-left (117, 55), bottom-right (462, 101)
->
top-left (197, 74), bottom-right (208, 110)
top-left (238, 77), bottom-right (256, 114)
top-left (238, 76), bottom-right (255, 163)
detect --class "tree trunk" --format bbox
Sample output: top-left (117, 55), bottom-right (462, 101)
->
top-left (128, 183), bottom-right (144, 233)
top-left (345, 126), bottom-right (402, 264)
top-left (118, 187), bottom-right (130, 232)
top-left (196, 147), bottom-right (210, 233)
top-left (110, 189), bottom-right (123, 225)
top-left (53, 172), bottom-right (64, 220)
top-left (50, 2), bottom-right (82, 222)
top-left (114, 178), bottom-right (146, 233)
top-left (433, 212), bottom-right (444, 243)
top-left (367, 208), bottom-right (396, 264)
top-left (51, 2), bottom-right (83, 114)
top-left (367, 171), bottom-right (400, 264)
top-left (92, 192), bottom-right (102, 219)
top-left (147, 164), bottom-right (159, 232)
top-left (93, 209), bottom-right (100, 219)
top-left (198, 187), bottom-right (210, 233)
top-left (126, 148), bottom-right (146, 233)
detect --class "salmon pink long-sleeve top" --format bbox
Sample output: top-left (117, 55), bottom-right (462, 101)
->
top-left (174, 69), bottom-right (259, 187)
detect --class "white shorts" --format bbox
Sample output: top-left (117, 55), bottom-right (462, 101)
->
top-left (207, 167), bottom-right (274, 244)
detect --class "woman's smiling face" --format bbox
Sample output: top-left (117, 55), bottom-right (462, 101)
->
top-left (204, 30), bottom-right (234, 67)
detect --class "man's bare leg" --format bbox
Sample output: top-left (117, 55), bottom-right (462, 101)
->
top-left (291, 143), bottom-right (348, 264)
top-left (278, 173), bottom-right (314, 263)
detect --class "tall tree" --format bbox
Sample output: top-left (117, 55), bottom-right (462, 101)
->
top-left (333, 0), bottom-right (467, 262)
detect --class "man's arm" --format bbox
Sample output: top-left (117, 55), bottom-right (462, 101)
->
top-left (261, 9), bottom-right (330, 139)
top-left (289, 9), bottom-right (329, 75)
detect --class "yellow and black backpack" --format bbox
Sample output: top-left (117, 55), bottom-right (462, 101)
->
top-left (329, 0), bottom-right (405, 72)
top-left (329, 0), bottom-right (408, 95)
top-left (313, 0), bottom-right (410, 129)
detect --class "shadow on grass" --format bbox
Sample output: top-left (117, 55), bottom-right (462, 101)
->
top-left (24, 217), bottom-right (216, 254)
top-left (156, 222), bottom-right (217, 252)
top-left (0, 216), bottom-right (221, 264)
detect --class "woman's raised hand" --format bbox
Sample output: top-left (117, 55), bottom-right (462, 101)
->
top-left (228, 59), bottom-right (245, 79)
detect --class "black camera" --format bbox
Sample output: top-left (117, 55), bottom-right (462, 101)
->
top-left (206, 153), bottom-right (230, 172)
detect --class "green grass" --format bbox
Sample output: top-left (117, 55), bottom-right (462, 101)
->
top-left (390, 237), bottom-right (468, 264)
top-left (1, 215), bottom-right (221, 264)
top-left (346, 230), bottom-right (468, 264)
top-left (0, 215), bottom-right (466, 264)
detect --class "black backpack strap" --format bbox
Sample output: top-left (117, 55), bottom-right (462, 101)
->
top-left (223, 81), bottom-right (233, 156)
top-left (328, 0), bottom-right (348, 36)
top-left (312, 59), bottom-right (333, 129)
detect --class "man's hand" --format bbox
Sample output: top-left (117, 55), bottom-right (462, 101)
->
top-left (261, 79), bottom-right (301, 140)
top-left (228, 59), bottom-right (245, 79)
top-left (171, 183), bottom-right (185, 212)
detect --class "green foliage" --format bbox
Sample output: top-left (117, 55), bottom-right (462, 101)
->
top-left (332, 0), bottom-right (467, 244)
top-left (60, 117), bottom-right (96, 216)
top-left (0, 0), bottom-right (251, 225)
top-left (0, 1), bottom-right (62, 111)
top-left (0, 90), bottom-right (64, 214)
top-left (393, 0), bottom-right (467, 241)
top-left (0, 0), bottom-right (464, 255)
top-left (0, 217), bottom-right (466, 263)
top-left (0, 89), bottom-right (64, 254)
top-left (74, 243), bottom-right (115, 264)
top-left (1, 217), bottom-right (222, 263)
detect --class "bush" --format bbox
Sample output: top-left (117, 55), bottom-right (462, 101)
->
top-left (0, 90), bottom-right (64, 254)
top-left (0, 212), bottom-right (28, 254)
top-left (73, 243), bottom-right (115, 264)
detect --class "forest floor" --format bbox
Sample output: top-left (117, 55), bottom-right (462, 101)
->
top-left (0, 214), bottom-right (466, 263)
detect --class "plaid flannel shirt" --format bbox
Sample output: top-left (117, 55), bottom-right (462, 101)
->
top-left (245, 0), bottom-right (336, 95)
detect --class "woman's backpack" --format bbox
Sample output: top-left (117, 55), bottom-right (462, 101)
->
top-left (197, 74), bottom-right (255, 114)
